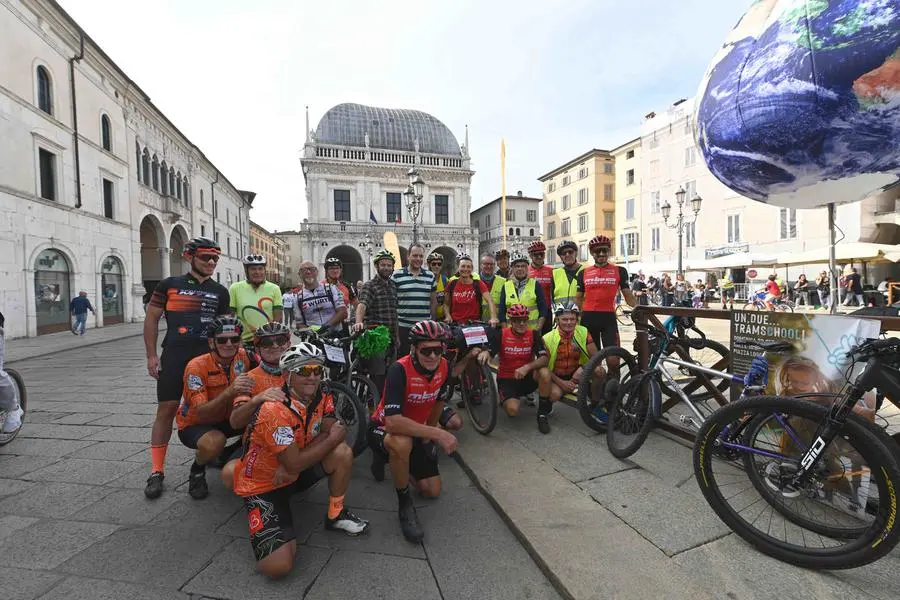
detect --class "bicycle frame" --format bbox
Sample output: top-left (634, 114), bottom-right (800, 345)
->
top-left (650, 354), bottom-right (748, 429)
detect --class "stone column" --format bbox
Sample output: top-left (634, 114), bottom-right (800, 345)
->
top-left (159, 247), bottom-right (171, 279)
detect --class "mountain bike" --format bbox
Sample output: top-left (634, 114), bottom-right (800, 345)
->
top-left (744, 290), bottom-right (794, 312)
top-left (0, 368), bottom-right (27, 446)
top-left (693, 336), bottom-right (900, 569)
top-left (442, 321), bottom-right (499, 435)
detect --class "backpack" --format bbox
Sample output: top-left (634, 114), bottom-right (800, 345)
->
top-left (445, 278), bottom-right (483, 321)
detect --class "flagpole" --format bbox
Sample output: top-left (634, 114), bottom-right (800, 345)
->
top-left (501, 138), bottom-right (507, 250)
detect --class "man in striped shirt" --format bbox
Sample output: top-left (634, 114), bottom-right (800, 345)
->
top-left (392, 243), bottom-right (436, 358)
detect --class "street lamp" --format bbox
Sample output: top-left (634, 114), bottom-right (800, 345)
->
top-left (405, 168), bottom-right (425, 244)
top-left (661, 186), bottom-right (702, 276)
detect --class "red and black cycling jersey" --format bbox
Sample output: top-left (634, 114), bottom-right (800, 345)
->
top-left (577, 264), bottom-right (629, 313)
top-left (490, 327), bottom-right (546, 379)
top-left (372, 355), bottom-right (449, 426)
top-left (149, 274), bottom-right (230, 348)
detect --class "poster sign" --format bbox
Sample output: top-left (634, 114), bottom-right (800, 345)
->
top-left (746, 269), bottom-right (758, 278)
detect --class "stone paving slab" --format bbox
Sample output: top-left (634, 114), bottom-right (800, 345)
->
top-left (0, 519), bottom-right (119, 570)
top-left (88, 413), bottom-right (155, 427)
top-left (0, 566), bottom-right (65, 600)
top-left (67, 441), bottom-right (147, 461)
top-left (0, 477), bottom-right (37, 498)
top-left (0, 514), bottom-right (40, 542)
top-left (82, 426), bottom-right (152, 443)
top-left (21, 457), bottom-right (140, 485)
top-left (19, 423), bottom-right (108, 440)
top-left (0, 438), bottom-right (95, 458)
top-left (0, 455), bottom-right (59, 478)
top-left (50, 412), bottom-right (112, 425)
top-left (69, 488), bottom-right (182, 525)
top-left (36, 576), bottom-right (191, 600)
top-left (304, 550), bottom-right (442, 600)
top-left (4, 321), bottom-right (150, 363)
top-left (306, 506), bottom-right (426, 559)
top-left (0, 481), bottom-right (115, 519)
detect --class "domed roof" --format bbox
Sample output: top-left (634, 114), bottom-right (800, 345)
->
top-left (315, 103), bottom-right (461, 156)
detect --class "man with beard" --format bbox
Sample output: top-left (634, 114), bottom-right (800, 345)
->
top-left (576, 235), bottom-right (635, 352)
top-left (476, 254), bottom-right (506, 322)
top-left (527, 240), bottom-right (554, 335)
top-left (551, 240), bottom-right (583, 306)
top-left (294, 261), bottom-right (347, 330)
top-left (352, 250), bottom-right (399, 393)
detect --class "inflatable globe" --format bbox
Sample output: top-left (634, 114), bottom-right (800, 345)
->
top-left (695, 0), bottom-right (900, 209)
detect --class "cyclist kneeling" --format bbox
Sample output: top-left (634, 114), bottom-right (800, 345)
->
top-left (230, 322), bottom-right (293, 430)
top-left (367, 320), bottom-right (458, 543)
top-left (222, 342), bottom-right (369, 579)
top-left (177, 316), bottom-right (252, 500)
top-left (477, 304), bottom-right (550, 423)
top-left (542, 303), bottom-right (598, 432)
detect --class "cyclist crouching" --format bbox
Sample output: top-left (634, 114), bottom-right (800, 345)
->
top-left (176, 316), bottom-right (251, 500)
top-left (230, 322), bottom-right (293, 429)
top-left (477, 304), bottom-right (551, 427)
top-left (222, 343), bottom-right (368, 579)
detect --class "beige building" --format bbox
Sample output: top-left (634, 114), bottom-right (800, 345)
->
top-left (470, 191), bottom-right (541, 258)
top-left (249, 221), bottom-right (287, 286)
top-left (611, 138), bottom-right (642, 266)
top-left (537, 149), bottom-right (616, 265)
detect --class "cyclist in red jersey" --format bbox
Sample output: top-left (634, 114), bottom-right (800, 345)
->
top-left (527, 241), bottom-right (554, 335)
top-left (367, 320), bottom-right (458, 543)
top-left (230, 322), bottom-right (293, 430)
top-left (576, 235), bottom-right (636, 350)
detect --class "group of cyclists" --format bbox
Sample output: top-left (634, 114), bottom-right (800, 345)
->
top-left (140, 233), bottom-right (636, 578)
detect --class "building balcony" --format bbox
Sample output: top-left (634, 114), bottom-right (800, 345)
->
top-left (165, 196), bottom-right (185, 222)
top-left (303, 221), bottom-right (476, 239)
top-left (305, 144), bottom-right (468, 170)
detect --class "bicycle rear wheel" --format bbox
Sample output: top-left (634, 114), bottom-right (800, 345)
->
top-left (607, 371), bottom-right (661, 458)
top-left (349, 373), bottom-right (379, 418)
top-left (0, 368), bottom-right (26, 446)
top-left (461, 361), bottom-right (498, 435)
top-left (325, 381), bottom-right (368, 456)
top-left (576, 346), bottom-right (639, 433)
top-left (694, 396), bottom-right (900, 569)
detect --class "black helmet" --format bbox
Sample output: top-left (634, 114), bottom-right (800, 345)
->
top-left (556, 240), bottom-right (577, 256)
top-left (324, 257), bottom-right (342, 268)
top-left (183, 237), bottom-right (220, 256)
top-left (207, 315), bottom-right (243, 338)
top-left (254, 321), bottom-right (290, 339)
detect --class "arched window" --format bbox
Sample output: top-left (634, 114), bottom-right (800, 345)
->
top-left (101, 114), bottom-right (112, 151)
top-left (160, 161), bottom-right (169, 195)
top-left (509, 227), bottom-right (514, 236)
top-left (175, 173), bottom-right (182, 200)
top-left (183, 178), bottom-right (190, 206)
top-left (151, 155), bottom-right (159, 191)
top-left (169, 168), bottom-right (176, 197)
top-left (529, 228), bottom-right (535, 237)
top-left (36, 66), bottom-right (53, 114)
top-left (516, 228), bottom-right (521, 236)
top-left (141, 149), bottom-right (150, 185)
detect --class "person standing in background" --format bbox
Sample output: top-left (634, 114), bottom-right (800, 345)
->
top-left (815, 270), bottom-right (831, 310)
top-left (794, 274), bottom-right (810, 307)
top-left (392, 244), bottom-right (435, 357)
top-left (69, 291), bottom-right (94, 336)
top-left (281, 287), bottom-right (295, 327)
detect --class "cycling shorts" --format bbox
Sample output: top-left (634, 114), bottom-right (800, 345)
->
top-left (156, 345), bottom-right (208, 403)
top-left (497, 377), bottom-right (538, 403)
top-left (243, 464), bottom-right (327, 561)
top-left (177, 422), bottom-right (243, 449)
top-left (367, 424), bottom-right (439, 481)
top-left (580, 311), bottom-right (619, 350)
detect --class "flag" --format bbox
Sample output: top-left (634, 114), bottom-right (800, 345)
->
top-left (396, 214), bottom-right (402, 224)
top-left (501, 138), bottom-right (507, 248)
top-left (369, 210), bottom-right (378, 224)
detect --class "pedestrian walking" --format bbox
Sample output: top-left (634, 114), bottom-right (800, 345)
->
top-left (815, 270), bottom-right (831, 309)
top-left (843, 267), bottom-right (864, 306)
top-left (69, 291), bottom-right (94, 336)
top-left (794, 274), bottom-right (810, 307)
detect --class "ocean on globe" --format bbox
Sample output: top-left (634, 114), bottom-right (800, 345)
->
top-left (694, 0), bottom-right (900, 209)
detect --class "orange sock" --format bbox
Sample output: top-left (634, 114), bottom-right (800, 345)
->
top-left (151, 444), bottom-right (168, 473)
top-left (328, 495), bottom-right (345, 519)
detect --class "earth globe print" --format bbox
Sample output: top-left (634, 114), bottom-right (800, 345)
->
top-left (694, 0), bottom-right (900, 209)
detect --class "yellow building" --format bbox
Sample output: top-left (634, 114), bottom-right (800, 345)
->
top-left (249, 221), bottom-right (287, 286)
top-left (537, 149), bottom-right (616, 265)
top-left (611, 137), bottom-right (642, 265)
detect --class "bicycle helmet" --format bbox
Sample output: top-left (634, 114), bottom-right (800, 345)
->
top-left (588, 235), bottom-right (612, 250)
top-left (556, 240), bottom-right (577, 256)
top-left (510, 253), bottom-right (529, 266)
top-left (553, 301), bottom-right (580, 317)
top-left (427, 252), bottom-right (443, 264)
top-left (242, 254), bottom-right (266, 266)
top-left (254, 321), bottom-right (290, 339)
top-left (527, 240), bottom-right (546, 254)
top-left (494, 249), bottom-right (509, 259)
top-left (373, 249), bottom-right (395, 265)
top-left (506, 304), bottom-right (529, 320)
top-left (207, 315), bottom-right (243, 338)
top-left (408, 320), bottom-right (450, 344)
top-left (183, 237), bottom-right (220, 257)
top-left (279, 342), bottom-right (324, 372)
top-left (324, 257), bottom-right (342, 268)
top-left (457, 253), bottom-right (472, 263)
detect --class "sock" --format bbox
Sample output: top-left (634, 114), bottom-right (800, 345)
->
top-left (397, 485), bottom-right (411, 507)
top-left (328, 495), bottom-right (345, 519)
top-left (190, 460), bottom-right (206, 474)
top-left (150, 444), bottom-right (168, 474)
top-left (538, 398), bottom-right (552, 416)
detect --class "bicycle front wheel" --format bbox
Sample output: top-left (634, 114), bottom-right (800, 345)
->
top-left (607, 371), bottom-right (661, 458)
top-left (742, 301), bottom-right (761, 311)
top-left (326, 381), bottom-right (368, 456)
top-left (0, 368), bottom-right (26, 446)
top-left (576, 346), bottom-right (639, 433)
top-left (461, 361), bottom-right (498, 435)
top-left (694, 396), bottom-right (900, 569)
top-left (615, 304), bottom-right (632, 326)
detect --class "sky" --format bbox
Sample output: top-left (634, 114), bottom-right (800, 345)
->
top-left (60, 0), bottom-right (751, 232)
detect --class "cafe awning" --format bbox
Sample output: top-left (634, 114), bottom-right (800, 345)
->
top-left (775, 242), bottom-right (900, 266)
top-left (687, 252), bottom-right (780, 271)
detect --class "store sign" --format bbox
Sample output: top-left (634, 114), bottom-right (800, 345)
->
top-left (704, 243), bottom-right (749, 259)
top-left (747, 269), bottom-right (758, 278)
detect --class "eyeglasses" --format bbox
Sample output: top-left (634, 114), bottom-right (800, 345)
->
top-left (258, 336), bottom-right (290, 348)
top-left (300, 267), bottom-right (317, 272)
top-left (196, 254), bottom-right (220, 263)
top-left (293, 364), bottom-right (324, 377)
top-left (591, 248), bottom-right (610, 254)
top-left (429, 262), bottom-right (443, 267)
top-left (417, 346), bottom-right (444, 358)
top-left (560, 250), bottom-right (575, 257)
top-left (215, 336), bottom-right (241, 345)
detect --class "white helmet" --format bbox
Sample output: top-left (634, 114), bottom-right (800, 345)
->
top-left (279, 342), bottom-right (324, 372)
top-left (242, 254), bottom-right (267, 266)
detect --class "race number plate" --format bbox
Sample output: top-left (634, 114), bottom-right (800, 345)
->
top-left (461, 326), bottom-right (488, 346)
top-left (323, 344), bottom-right (345, 364)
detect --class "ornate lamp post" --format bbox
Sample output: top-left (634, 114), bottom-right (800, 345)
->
top-left (661, 186), bottom-right (702, 276)
top-left (404, 168), bottom-right (425, 244)
top-left (358, 232), bottom-right (374, 279)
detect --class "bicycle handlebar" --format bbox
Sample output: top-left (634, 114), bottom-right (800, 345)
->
top-left (847, 337), bottom-right (900, 359)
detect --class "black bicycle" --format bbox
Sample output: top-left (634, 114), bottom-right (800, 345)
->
top-left (0, 368), bottom-right (27, 446)
top-left (442, 321), bottom-right (499, 435)
top-left (693, 336), bottom-right (900, 569)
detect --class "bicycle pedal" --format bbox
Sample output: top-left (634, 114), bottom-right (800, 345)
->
top-left (679, 414), bottom-right (700, 429)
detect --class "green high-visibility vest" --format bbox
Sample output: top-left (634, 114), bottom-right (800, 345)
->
top-left (503, 278), bottom-right (540, 328)
top-left (552, 265), bottom-right (584, 305)
top-left (543, 326), bottom-right (590, 373)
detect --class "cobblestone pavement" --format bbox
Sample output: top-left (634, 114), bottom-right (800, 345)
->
top-left (0, 338), bottom-right (561, 600)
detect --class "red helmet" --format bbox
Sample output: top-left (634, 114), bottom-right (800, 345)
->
top-left (408, 320), bottom-right (450, 344)
top-left (589, 235), bottom-right (612, 250)
top-left (527, 240), bottom-right (546, 254)
top-left (506, 304), bottom-right (529, 320)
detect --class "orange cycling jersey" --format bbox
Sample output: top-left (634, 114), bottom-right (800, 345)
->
top-left (233, 391), bottom-right (336, 496)
top-left (233, 364), bottom-right (287, 408)
top-left (177, 348), bottom-right (250, 430)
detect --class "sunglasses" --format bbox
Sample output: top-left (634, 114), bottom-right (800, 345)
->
top-left (561, 250), bottom-right (575, 256)
top-left (258, 336), bottom-right (290, 348)
top-left (591, 248), bottom-right (610, 254)
top-left (215, 336), bottom-right (241, 345)
top-left (294, 364), bottom-right (324, 377)
top-left (417, 346), bottom-right (444, 358)
top-left (196, 254), bottom-right (220, 263)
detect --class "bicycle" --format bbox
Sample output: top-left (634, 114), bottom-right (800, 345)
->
top-left (442, 321), bottom-right (499, 435)
top-left (615, 303), bottom-right (632, 326)
top-left (693, 336), bottom-right (900, 569)
top-left (743, 290), bottom-right (794, 312)
top-left (0, 368), bottom-right (27, 446)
